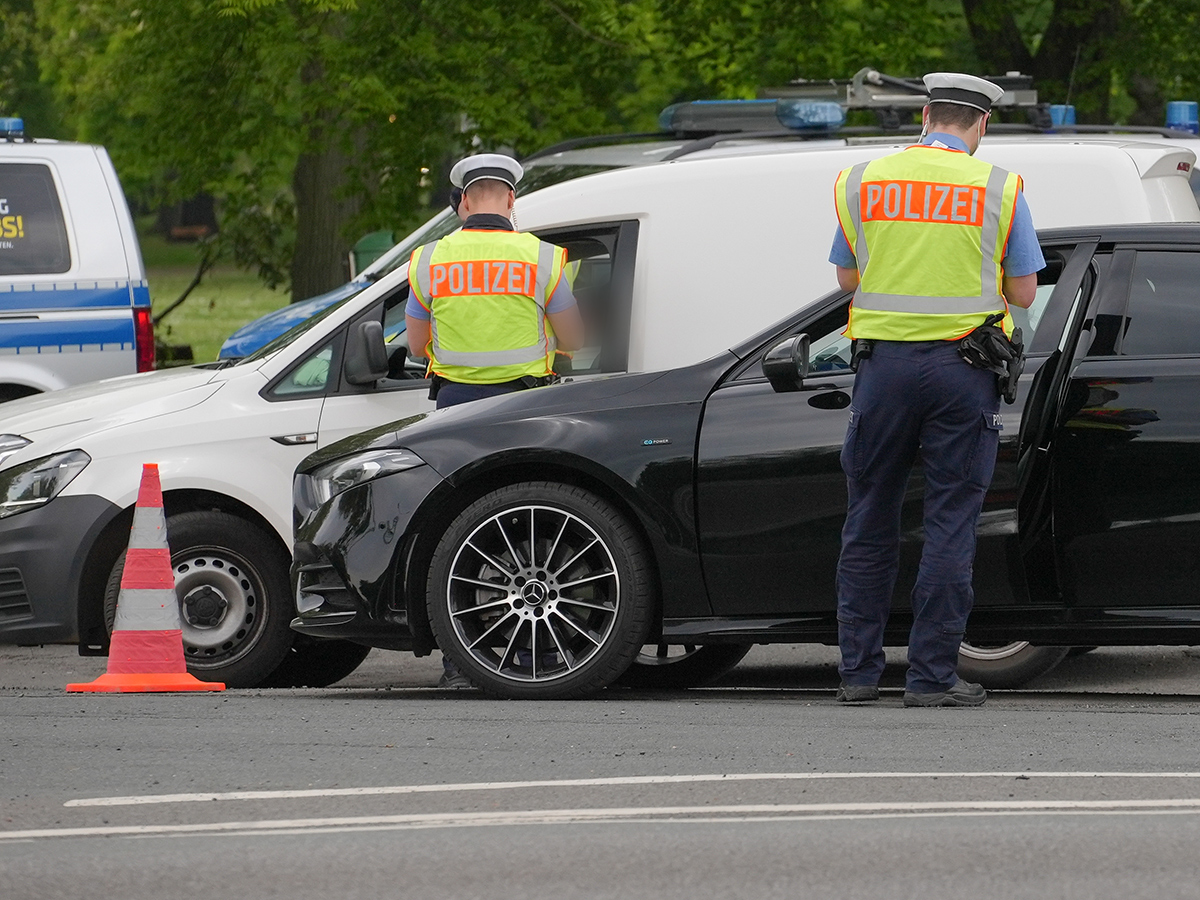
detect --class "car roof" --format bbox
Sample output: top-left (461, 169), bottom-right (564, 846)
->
top-left (1037, 222), bottom-right (1200, 244)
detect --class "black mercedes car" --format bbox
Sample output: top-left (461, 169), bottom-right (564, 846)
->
top-left (291, 224), bottom-right (1200, 699)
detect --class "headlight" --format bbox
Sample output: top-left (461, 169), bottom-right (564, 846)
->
top-left (0, 434), bottom-right (31, 469)
top-left (309, 448), bottom-right (425, 507)
top-left (0, 449), bottom-right (91, 519)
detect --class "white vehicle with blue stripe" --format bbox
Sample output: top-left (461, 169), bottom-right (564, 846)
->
top-left (0, 118), bottom-right (152, 402)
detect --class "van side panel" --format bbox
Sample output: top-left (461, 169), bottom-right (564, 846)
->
top-left (0, 144), bottom-right (143, 394)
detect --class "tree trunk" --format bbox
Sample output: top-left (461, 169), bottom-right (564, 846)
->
top-left (289, 138), bottom-right (361, 303)
top-left (960, 0), bottom-right (1123, 123)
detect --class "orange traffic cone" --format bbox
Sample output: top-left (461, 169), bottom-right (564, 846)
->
top-left (67, 464), bottom-right (224, 693)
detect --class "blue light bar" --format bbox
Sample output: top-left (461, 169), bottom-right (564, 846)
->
top-left (659, 99), bottom-right (846, 134)
top-left (1048, 104), bottom-right (1076, 127)
top-left (1166, 101), bottom-right (1199, 135)
top-left (775, 100), bottom-right (846, 130)
top-left (0, 118), bottom-right (24, 137)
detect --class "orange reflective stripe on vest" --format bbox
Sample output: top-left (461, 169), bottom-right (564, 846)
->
top-left (429, 259), bottom-right (537, 298)
top-left (861, 180), bottom-right (986, 226)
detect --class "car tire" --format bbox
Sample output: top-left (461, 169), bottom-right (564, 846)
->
top-left (260, 636), bottom-right (373, 688)
top-left (615, 643), bottom-right (752, 690)
top-left (957, 641), bottom-right (1070, 689)
top-left (103, 511), bottom-right (294, 688)
top-left (426, 481), bottom-right (654, 699)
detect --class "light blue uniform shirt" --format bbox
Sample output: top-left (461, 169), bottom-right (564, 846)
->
top-left (829, 132), bottom-right (1046, 278)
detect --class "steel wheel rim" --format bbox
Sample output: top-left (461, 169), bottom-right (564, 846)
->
top-left (959, 640), bottom-right (1031, 662)
top-left (446, 504), bottom-right (620, 683)
top-left (173, 548), bottom-right (265, 666)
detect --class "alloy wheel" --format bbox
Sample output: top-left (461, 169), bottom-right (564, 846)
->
top-left (445, 504), bottom-right (621, 684)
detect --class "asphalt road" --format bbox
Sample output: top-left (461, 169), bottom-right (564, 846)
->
top-left (3, 644), bottom-right (1200, 899)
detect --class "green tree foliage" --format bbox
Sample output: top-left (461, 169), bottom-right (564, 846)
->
top-left (19, 0), bottom-right (1200, 302)
top-left (0, 0), bottom-right (60, 132)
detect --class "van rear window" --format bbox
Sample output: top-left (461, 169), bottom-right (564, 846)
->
top-left (0, 163), bottom-right (71, 276)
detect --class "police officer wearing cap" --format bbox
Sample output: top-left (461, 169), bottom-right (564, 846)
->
top-left (406, 154), bottom-right (583, 688)
top-left (406, 153), bottom-right (584, 410)
top-left (827, 73), bottom-right (1045, 707)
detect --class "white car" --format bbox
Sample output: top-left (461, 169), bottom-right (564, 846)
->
top-left (0, 134), bottom-right (1196, 687)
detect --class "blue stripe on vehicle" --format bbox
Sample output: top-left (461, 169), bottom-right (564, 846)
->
top-left (131, 284), bottom-right (151, 308)
top-left (0, 317), bottom-right (135, 349)
top-left (0, 282), bottom-right (139, 313)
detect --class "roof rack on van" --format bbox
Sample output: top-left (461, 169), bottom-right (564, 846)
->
top-left (659, 121), bottom-right (1200, 161)
top-left (768, 68), bottom-right (1038, 111)
top-left (661, 68), bottom-right (1040, 135)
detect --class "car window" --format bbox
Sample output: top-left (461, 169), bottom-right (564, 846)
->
top-left (553, 236), bottom-right (612, 376)
top-left (271, 339), bottom-right (335, 396)
top-left (737, 252), bottom-right (1069, 382)
top-left (535, 223), bottom-right (636, 376)
top-left (1118, 251), bottom-right (1200, 356)
top-left (380, 284), bottom-right (427, 381)
top-left (0, 163), bottom-right (70, 275)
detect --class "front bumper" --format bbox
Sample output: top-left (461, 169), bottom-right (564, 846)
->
top-left (291, 463), bottom-right (445, 649)
top-left (0, 494), bottom-right (123, 644)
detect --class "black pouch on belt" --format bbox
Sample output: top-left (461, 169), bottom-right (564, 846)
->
top-left (518, 373), bottom-right (562, 389)
top-left (849, 339), bottom-right (875, 373)
top-left (957, 313), bottom-right (1026, 404)
top-left (427, 372), bottom-right (443, 401)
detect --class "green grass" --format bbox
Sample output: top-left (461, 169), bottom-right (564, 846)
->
top-left (141, 233), bottom-right (287, 363)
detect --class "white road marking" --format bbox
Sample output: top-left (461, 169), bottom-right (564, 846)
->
top-left (9, 800), bottom-right (1200, 843)
top-left (64, 771), bottom-right (1200, 808)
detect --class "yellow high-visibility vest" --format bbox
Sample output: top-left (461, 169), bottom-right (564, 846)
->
top-left (834, 145), bottom-right (1023, 341)
top-left (409, 228), bottom-right (567, 384)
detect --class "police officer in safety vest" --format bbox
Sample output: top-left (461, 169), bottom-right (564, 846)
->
top-left (406, 153), bottom-right (584, 410)
top-left (406, 154), bottom-right (583, 689)
top-left (828, 73), bottom-right (1045, 707)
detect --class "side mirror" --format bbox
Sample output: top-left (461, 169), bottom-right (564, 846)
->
top-left (762, 333), bottom-right (810, 393)
top-left (344, 320), bottom-right (389, 385)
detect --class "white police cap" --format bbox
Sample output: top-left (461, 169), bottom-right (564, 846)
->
top-left (922, 73), bottom-right (1005, 113)
top-left (450, 153), bottom-right (524, 191)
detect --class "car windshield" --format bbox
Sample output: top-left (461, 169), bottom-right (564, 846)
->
top-left (234, 296), bottom-right (349, 366)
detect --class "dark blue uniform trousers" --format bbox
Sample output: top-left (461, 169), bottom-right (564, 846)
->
top-left (837, 340), bottom-right (1001, 693)
top-left (435, 380), bottom-right (523, 409)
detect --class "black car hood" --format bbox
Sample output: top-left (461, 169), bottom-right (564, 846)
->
top-left (298, 361), bottom-right (731, 476)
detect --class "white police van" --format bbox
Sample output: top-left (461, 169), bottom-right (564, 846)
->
top-left (0, 118), bottom-right (151, 402)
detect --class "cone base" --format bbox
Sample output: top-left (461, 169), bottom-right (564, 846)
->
top-left (66, 672), bottom-right (225, 693)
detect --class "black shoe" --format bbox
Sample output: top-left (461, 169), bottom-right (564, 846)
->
top-left (835, 682), bottom-right (880, 702)
top-left (903, 678), bottom-right (986, 707)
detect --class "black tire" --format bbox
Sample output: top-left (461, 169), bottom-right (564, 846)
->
top-left (957, 641), bottom-right (1070, 689)
top-left (103, 511), bottom-right (294, 688)
top-left (616, 643), bottom-right (752, 689)
top-left (261, 636), bottom-right (372, 688)
top-left (426, 481), bottom-right (654, 699)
